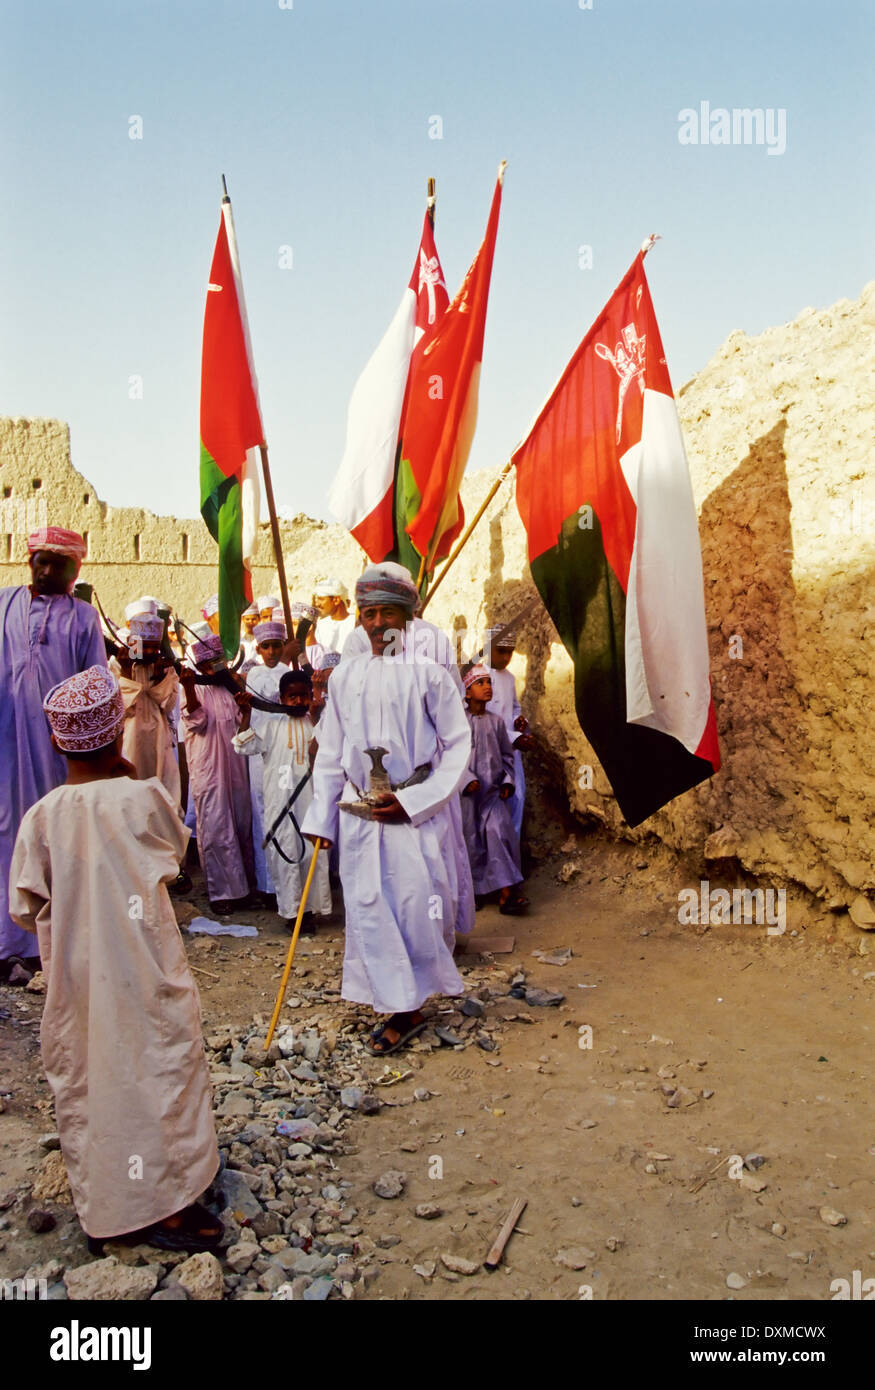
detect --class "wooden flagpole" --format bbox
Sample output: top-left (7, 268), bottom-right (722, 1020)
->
top-left (265, 840), bottom-right (326, 1050)
top-left (419, 458), bottom-right (514, 613)
top-left (258, 441), bottom-right (295, 658)
top-left (220, 175), bottom-right (295, 662)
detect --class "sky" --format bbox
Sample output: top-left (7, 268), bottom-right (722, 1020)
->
top-left (1, 0), bottom-right (872, 523)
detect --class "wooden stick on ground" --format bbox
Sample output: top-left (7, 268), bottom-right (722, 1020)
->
top-left (264, 840), bottom-right (325, 1050)
top-left (483, 1197), bottom-right (528, 1270)
top-left (690, 1154), bottom-right (731, 1195)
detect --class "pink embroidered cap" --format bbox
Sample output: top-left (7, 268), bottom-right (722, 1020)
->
top-left (43, 665), bottom-right (126, 753)
top-left (191, 634), bottom-right (225, 665)
top-left (127, 614), bottom-right (165, 645)
top-left (463, 664), bottom-right (491, 690)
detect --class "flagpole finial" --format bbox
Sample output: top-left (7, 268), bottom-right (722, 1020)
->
top-left (221, 173), bottom-right (229, 203)
top-left (641, 233), bottom-right (661, 256)
top-left (497, 160), bottom-right (507, 185)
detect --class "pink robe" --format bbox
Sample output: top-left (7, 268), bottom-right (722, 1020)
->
top-left (182, 684), bottom-right (254, 902)
top-left (9, 777), bottom-right (218, 1238)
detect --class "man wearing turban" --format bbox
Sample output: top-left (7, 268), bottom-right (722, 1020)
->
top-left (0, 528), bottom-right (107, 976)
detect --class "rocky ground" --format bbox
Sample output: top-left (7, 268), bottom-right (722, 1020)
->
top-left (1, 831), bottom-right (873, 1302)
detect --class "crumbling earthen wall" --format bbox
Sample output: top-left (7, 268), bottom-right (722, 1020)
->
top-left (0, 418), bottom-right (310, 622)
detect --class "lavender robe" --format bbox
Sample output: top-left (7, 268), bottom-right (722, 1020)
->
top-left (0, 586), bottom-right (107, 959)
top-left (462, 710), bottom-right (522, 895)
top-left (486, 666), bottom-right (526, 839)
top-left (182, 684), bottom-right (254, 902)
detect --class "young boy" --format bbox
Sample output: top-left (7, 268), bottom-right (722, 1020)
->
top-left (462, 665), bottom-right (527, 914)
top-left (233, 671), bottom-right (332, 932)
top-left (8, 665), bottom-right (221, 1252)
top-left (113, 606), bottom-right (181, 807)
top-left (485, 629), bottom-right (534, 840)
top-left (180, 634), bottom-right (254, 913)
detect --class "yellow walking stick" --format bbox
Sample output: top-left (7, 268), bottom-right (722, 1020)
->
top-left (264, 838), bottom-right (326, 1051)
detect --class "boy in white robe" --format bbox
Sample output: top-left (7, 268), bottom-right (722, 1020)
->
top-left (303, 564), bottom-right (473, 1056)
top-left (233, 670), bottom-right (331, 930)
top-left (8, 666), bottom-right (221, 1252)
top-left (113, 607), bottom-right (181, 806)
top-left (242, 618), bottom-right (291, 901)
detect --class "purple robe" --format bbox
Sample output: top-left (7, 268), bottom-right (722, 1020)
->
top-left (0, 586), bottom-right (107, 960)
top-left (182, 684), bottom-right (254, 902)
top-left (461, 710), bottom-right (522, 895)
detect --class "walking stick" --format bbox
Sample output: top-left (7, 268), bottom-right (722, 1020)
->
top-left (264, 839), bottom-right (326, 1051)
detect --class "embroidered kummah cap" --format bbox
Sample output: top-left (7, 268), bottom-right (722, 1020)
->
top-left (43, 665), bottom-right (126, 753)
top-left (254, 620), bottom-right (287, 644)
top-left (190, 621), bottom-right (212, 641)
top-left (124, 596), bottom-right (159, 622)
top-left (289, 601), bottom-right (318, 623)
top-left (191, 634), bottom-right (225, 665)
top-left (313, 577), bottom-right (349, 602)
top-left (317, 651), bottom-right (342, 671)
top-left (242, 601), bottom-right (259, 617)
top-left (355, 562), bottom-right (419, 613)
top-left (127, 614), bottom-right (165, 645)
top-left (201, 594), bottom-right (219, 619)
top-left (256, 594), bottom-right (280, 612)
top-left (485, 626), bottom-right (516, 649)
top-left (463, 664), bottom-right (491, 690)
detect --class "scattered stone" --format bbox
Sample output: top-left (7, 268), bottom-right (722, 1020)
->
top-left (65, 1257), bottom-right (160, 1301)
top-left (359, 1095), bottom-right (381, 1115)
top-left (524, 988), bottom-right (565, 1007)
top-left (605, 1237), bottom-right (623, 1252)
top-left (413, 1087), bottom-right (430, 1102)
top-left (532, 947), bottom-right (573, 967)
top-left (554, 1246), bottom-right (595, 1270)
top-left (558, 859), bottom-right (583, 884)
top-left (726, 1272), bottom-right (748, 1290)
top-left (744, 1153), bottom-right (767, 1171)
top-left (739, 1174), bottom-right (768, 1193)
top-left (38, 1133), bottom-right (61, 1151)
top-left (434, 1026), bottom-right (464, 1047)
top-left (571, 1196), bottom-right (583, 1207)
top-left (176, 1251), bottom-right (225, 1301)
top-left (771, 1222), bottom-right (787, 1237)
top-left (415, 1203), bottom-right (443, 1220)
top-left (151, 1285), bottom-right (188, 1301)
top-left (7, 963), bottom-right (31, 986)
top-left (302, 1276), bottom-right (333, 1301)
top-left (373, 1170), bottom-right (406, 1200)
top-left (787, 1251), bottom-right (811, 1262)
top-left (819, 1206), bottom-right (847, 1227)
top-left (219, 1169), bottom-right (264, 1222)
top-left (579, 1120), bottom-right (598, 1130)
top-left (217, 1093), bottom-right (254, 1118)
top-left (225, 1242), bottom-right (257, 1274)
top-left (849, 895), bottom-right (875, 930)
top-left (340, 1087), bottom-right (364, 1109)
top-left (701, 1089), bottom-right (715, 1100)
top-left (461, 998), bottom-right (485, 1017)
top-left (251, 1211), bottom-right (283, 1239)
top-left (277, 1118), bottom-right (319, 1141)
top-left (24, 971), bottom-right (46, 994)
top-left (26, 1207), bottom-right (56, 1233)
top-left (413, 1260), bottom-right (436, 1279)
top-left (31, 1151), bottom-right (72, 1205)
top-left (440, 1253), bottom-right (480, 1276)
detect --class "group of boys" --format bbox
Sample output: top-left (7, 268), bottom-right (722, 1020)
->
top-left (1, 536), bottom-right (537, 1256)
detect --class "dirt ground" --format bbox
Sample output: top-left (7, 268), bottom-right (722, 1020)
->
top-left (1, 832), bottom-right (873, 1301)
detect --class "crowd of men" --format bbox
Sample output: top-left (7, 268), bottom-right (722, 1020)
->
top-left (0, 527), bottom-right (535, 1254)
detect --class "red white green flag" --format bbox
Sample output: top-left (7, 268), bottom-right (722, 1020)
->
top-left (402, 164), bottom-right (504, 574)
top-left (512, 243), bottom-right (720, 826)
top-left (200, 194), bottom-right (263, 658)
top-left (328, 201), bottom-right (449, 571)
